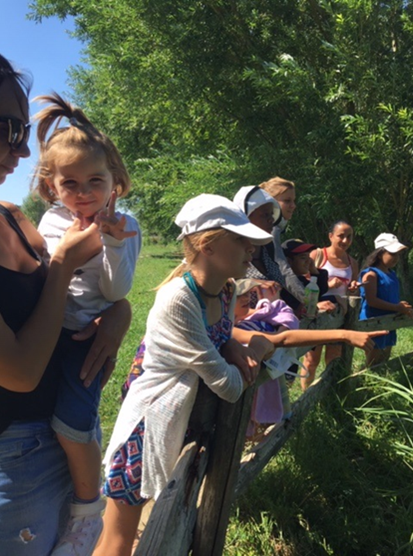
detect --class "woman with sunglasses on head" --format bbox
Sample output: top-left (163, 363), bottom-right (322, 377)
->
top-left (0, 54), bottom-right (131, 556)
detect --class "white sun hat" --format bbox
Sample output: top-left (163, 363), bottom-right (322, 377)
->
top-left (235, 278), bottom-right (265, 296)
top-left (233, 185), bottom-right (282, 224)
top-left (374, 233), bottom-right (407, 254)
top-left (175, 194), bottom-right (273, 245)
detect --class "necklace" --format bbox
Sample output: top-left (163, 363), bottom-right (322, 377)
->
top-left (191, 274), bottom-right (222, 298)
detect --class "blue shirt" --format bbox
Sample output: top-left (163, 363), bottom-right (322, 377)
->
top-left (359, 266), bottom-right (400, 348)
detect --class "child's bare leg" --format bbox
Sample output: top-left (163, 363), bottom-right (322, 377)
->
top-left (366, 346), bottom-right (392, 368)
top-left (57, 434), bottom-right (101, 500)
top-left (301, 345), bottom-right (322, 390)
top-left (94, 498), bottom-right (145, 556)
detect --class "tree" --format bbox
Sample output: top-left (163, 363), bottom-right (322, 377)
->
top-left (29, 0), bottom-right (413, 291)
top-left (20, 193), bottom-right (47, 227)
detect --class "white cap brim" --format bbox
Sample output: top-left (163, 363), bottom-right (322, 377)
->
top-left (223, 222), bottom-right (272, 245)
top-left (385, 242), bottom-right (407, 253)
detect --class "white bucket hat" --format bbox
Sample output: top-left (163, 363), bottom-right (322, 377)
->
top-left (175, 194), bottom-right (273, 245)
top-left (374, 233), bottom-right (407, 254)
top-left (235, 278), bottom-right (264, 296)
top-left (233, 185), bottom-right (282, 224)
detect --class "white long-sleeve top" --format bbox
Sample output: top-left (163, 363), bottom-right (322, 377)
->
top-left (103, 277), bottom-right (244, 499)
top-left (38, 205), bottom-right (141, 330)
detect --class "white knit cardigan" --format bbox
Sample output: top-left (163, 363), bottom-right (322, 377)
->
top-left (103, 277), bottom-right (244, 499)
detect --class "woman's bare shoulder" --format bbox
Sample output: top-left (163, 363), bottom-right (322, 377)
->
top-left (0, 201), bottom-right (26, 222)
top-left (0, 201), bottom-right (46, 255)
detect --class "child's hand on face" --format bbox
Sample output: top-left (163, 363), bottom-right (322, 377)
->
top-left (256, 281), bottom-right (281, 302)
top-left (94, 191), bottom-right (138, 241)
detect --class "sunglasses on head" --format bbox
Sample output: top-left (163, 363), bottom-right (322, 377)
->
top-left (0, 116), bottom-right (31, 150)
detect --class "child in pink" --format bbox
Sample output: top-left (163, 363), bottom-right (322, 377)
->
top-left (234, 279), bottom-right (299, 437)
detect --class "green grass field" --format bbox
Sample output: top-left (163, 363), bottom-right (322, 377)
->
top-left (100, 243), bottom-right (413, 556)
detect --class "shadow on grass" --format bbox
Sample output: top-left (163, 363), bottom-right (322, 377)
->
top-left (231, 367), bottom-right (413, 556)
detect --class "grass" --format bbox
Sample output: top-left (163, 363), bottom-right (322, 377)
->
top-left (99, 243), bottom-right (413, 555)
top-left (226, 357), bottom-right (413, 555)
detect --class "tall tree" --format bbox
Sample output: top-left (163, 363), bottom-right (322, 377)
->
top-left (30, 0), bottom-right (413, 290)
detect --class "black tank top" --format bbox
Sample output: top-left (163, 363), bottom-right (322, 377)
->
top-left (0, 205), bottom-right (62, 432)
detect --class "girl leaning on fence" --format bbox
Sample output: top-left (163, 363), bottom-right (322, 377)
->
top-left (96, 194), bottom-right (275, 555)
top-left (96, 194), bottom-right (387, 555)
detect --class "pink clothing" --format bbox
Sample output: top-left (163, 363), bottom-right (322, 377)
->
top-left (244, 298), bottom-right (299, 330)
top-left (237, 299), bottom-right (299, 436)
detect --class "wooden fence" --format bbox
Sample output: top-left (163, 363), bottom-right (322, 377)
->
top-left (134, 299), bottom-right (413, 556)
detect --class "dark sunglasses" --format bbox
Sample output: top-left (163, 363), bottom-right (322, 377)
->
top-left (0, 116), bottom-right (31, 150)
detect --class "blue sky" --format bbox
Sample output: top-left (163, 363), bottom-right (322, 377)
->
top-left (1, 0), bottom-right (85, 204)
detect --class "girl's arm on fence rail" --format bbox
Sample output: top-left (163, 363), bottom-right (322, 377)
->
top-left (232, 327), bottom-right (389, 352)
top-left (221, 336), bottom-right (275, 386)
top-left (362, 271), bottom-right (413, 315)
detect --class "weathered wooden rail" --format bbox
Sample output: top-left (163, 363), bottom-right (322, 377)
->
top-left (134, 300), bottom-right (413, 556)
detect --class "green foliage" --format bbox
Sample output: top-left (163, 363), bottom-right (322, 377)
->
top-left (99, 242), bottom-right (181, 445)
top-left (28, 1), bottom-right (413, 286)
top-left (80, 243), bottom-right (413, 553)
top-left (20, 192), bottom-right (47, 226)
top-left (227, 363), bottom-right (413, 555)
top-left (356, 363), bottom-right (413, 470)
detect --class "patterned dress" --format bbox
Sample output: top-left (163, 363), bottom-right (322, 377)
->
top-left (104, 276), bottom-right (235, 505)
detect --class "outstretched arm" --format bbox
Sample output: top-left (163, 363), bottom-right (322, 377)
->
top-left (232, 325), bottom-right (388, 353)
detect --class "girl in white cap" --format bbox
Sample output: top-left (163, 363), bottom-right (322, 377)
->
top-left (359, 233), bottom-right (412, 366)
top-left (97, 194), bottom-right (274, 555)
top-left (98, 195), bottom-right (386, 554)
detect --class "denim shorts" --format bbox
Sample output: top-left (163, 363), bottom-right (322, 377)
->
top-left (52, 329), bottom-right (103, 443)
top-left (0, 420), bottom-right (72, 555)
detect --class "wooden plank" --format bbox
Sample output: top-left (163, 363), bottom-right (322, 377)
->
top-left (340, 297), bottom-right (360, 377)
top-left (296, 307), bottom-right (345, 357)
top-left (135, 438), bottom-right (209, 556)
top-left (192, 386), bottom-right (255, 556)
top-left (299, 307), bottom-right (345, 331)
top-left (234, 357), bottom-right (343, 499)
top-left (354, 312), bottom-right (413, 332)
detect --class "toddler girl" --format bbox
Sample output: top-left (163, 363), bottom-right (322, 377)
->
top-left (32, 93), bottom-right (141, 555)
top-left (234, 279), bottom-right (300, 437)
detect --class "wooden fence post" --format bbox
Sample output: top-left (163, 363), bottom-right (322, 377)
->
top-left (131, 304), bottom-right (413, 555)
top-left (340, 297), bottom-right (361, 380)
top-left (134, 439), bottom-right (209, 556)
top-left (192, 385), bottom-right (255, 556)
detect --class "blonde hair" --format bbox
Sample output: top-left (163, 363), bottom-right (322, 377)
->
top-left (259, 176), bottom-right (295, 200)
top-left (31, 92), bottom-right (131, 203)
top-left (157, 228), bottom-right (229, 289)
